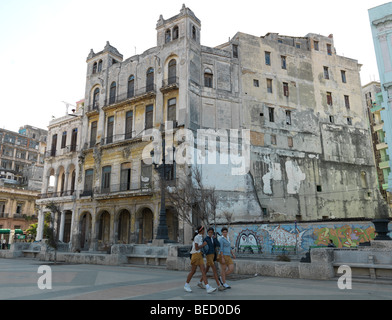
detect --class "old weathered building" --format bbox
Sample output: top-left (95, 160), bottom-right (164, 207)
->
top-left (36, 5), bottom-right (383, 251)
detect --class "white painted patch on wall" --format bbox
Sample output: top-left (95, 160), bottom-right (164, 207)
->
top-left (285, 160), bottom-right (306, 194)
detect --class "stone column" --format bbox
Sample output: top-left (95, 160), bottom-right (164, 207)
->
top-left (59, 211), bottom-right (65, 242)
top-left (36, 208), bottom-right (45, 241)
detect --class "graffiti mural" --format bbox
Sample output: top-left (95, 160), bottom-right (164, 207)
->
top-left (235, 229), bottom-right (262, 253)
top-left (227, 222), bottom-right (380, 254)
top-left (313, 225), bottom-right (375, 248)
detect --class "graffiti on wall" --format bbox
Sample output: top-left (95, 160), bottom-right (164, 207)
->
top-left (313, 225), bottom-right (375, 248)
top-left (230, 222), bottom-right (377, 253)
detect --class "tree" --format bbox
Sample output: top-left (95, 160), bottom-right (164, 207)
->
top-left (167, 166), bottom-right (218, 230)
top-left (45, 201), bottom-right (60, 263)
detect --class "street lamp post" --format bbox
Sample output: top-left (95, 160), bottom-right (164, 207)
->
top-left (151, 136), bottom-right (175, 242)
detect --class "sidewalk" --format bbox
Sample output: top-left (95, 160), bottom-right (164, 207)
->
top-left (1, 258), bottom-right (391, 300)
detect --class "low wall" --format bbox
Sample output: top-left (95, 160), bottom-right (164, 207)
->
top-left (223, 221), bottom-right (385, 254)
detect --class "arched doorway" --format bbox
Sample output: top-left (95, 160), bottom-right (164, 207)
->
top-left (98, 211), bottom-right (111, 247)
top-left (117, 209), bottom-right (131, 244)
top-left (137, 208), bottom-right (153, 244)
top-left (63, 211), bottom-right (72, 243)
top-left (79, 212), bottom-right (92, 250)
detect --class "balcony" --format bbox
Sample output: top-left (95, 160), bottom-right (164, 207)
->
top-left (39, 190), bottom-right (76, 199)
top-left (82, 183), bottom-right (153, 200)
top-left (376, 142), bottom-right (388, 151)
top-left (44, 145), bottom-right (78, 158)
top-left (103, 85), bottom-right (157, 109)
top-left (161, 77), bottom-right (179, 93)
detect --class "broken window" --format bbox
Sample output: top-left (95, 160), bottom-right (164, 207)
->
top-left (51, 134), bottom-right (57, 157)
top-left (127, 75), bottom-right (135, 98)
top-left (109, 82), bottom-right (116, 104)
top-left (233, 44), bottom-right (238, 58)
top-left (106, 116), bottom-right (114, 144)
top-left (120, 163), bottom-right (132, 191)
top-left (314, 40), bottom-right (319, 51)
top-left (327, 44), bottom-right (332, 56)
top-left (265, 52), bottom-right (271, 65)
top-left (173, 26), bottom-right (179, 40)
top-left (84, 169), bottom-right (94, 195)
top-left (167, 98), bottom-right (177, 123)
top-left (268, 107), bottom-right (275, 122)
top-left (146, 68), bottom-right (154, 92)
top-left (192, 25), bottom-right (197, 40)
top-left (347, 117), bottom-right (352, 125)
top-left (281, 56), bottom-right (287, 69)
top-left (101, 166), bottom-right (111, 193)
top-left (125, 111), bottom-right (133, 140)
top-left (286, 110), bottom-right (292, 125)
top-left (324, 66), bottom-right (329, 80)
top-left (93, 88), bottom-right (100, 109)
top-left (204, 68), bottom-right (213, 88)
top-left (61, 131), bottom-right (67, 149)
top-left (70, 128), bottom-right (78, 152)
top-left (168, 59), bottom-right (177, 84)
top-left (283, 82), bottom-right (289, 97)
top-left (267, 79), bottom-right (273, 93)
top-left (90, 121), bottom-right (97, 148)
top-left (329, 115), bottom-right (334, 123)
top-left (344, 95), bottom-right (350, 109)
top-left (253, 79), bottom-right (259, 87)
top-left (165, 29), bottom-right (171, 43)
top-left (327, 92), bottom-right (333, 106)
top-left (145, 105), bottom-right (154, 130)
top-left (341, 70), bottom-right (347, 83)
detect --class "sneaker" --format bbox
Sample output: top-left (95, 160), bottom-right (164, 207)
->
top-left (184, 284), bottom-right (192, 293)
top-left (197, 282), bottom-right (206, 289)
top-left (206, 286), bottom-right (217, 294)
top-left (223, 283), bottom-right (231, 289)
top-left (218, 285), bottom-right (226, 291)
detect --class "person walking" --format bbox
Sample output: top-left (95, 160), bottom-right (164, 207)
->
top-left (184, 226), bottom-right (217, 294)
top-left (218, 227), bottom-right (236, 289)
top-left (198, 227), bottom-right (225, 291)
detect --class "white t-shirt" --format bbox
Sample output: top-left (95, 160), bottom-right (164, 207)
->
top-left (190, 234), bottom-right (203, 254)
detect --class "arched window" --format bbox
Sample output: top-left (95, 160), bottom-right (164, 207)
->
top-left (92, 62), bottom-right (97, 74)
top-left (97, 60), bottom-right (103, 72)
top-left (173, 26), bottom-right (179, 40)
top-left (192, 25), bottom-right (197, 40)
top-left (93, 87), bottom-right (100, 109)
top-left (165, 29), bottom-right (171, 43)
top-left (127, 75), bottom-right (135, 98)
top-left (204, 68), bottom-right (213, 88)
top-left (146, 68), bottom-right (154, 92)
top-left (109, 82), bottom-right (116, 104)
top-left (168, 59), bottom-right (177, 84)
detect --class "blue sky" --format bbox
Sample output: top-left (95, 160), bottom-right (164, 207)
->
top-left (0, 0), bottom-right (388, 132)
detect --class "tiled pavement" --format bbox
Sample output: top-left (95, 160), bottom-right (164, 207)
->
top-left (1, 258), bottom-right (392, 300)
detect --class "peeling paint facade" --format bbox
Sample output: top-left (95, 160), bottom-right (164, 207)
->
top-left (36, 5), bottom-right (383, 250)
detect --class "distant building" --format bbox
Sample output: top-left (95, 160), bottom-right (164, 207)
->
top-left (36, 5), bottom-right (382, 250)
top-left (363, 81), bottom-right (391, 205)
top-left (0, 125), bottom-right (47, 235)
top-left (369, 3), bottom-right (392, 195)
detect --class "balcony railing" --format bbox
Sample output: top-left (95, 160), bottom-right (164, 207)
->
top-left (96, 183), bottom-right (152, 195)
top-left (105, 84), bottom-right (157, 107)
top-left (45, 145), bottom-right (78, 158)
top-left (161, 77), bottom-right (179, 89)
top-left (39, 190), bottom-right (76, 199)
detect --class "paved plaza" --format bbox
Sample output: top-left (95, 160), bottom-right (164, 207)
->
top-left (0, 258), bottom-right (391, 301)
